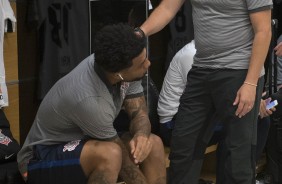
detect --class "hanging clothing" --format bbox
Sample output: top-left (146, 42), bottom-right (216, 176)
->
top-left (0, 0), bottom-right (16, 108)
top-left (28, 0), bottom-right (90, 99)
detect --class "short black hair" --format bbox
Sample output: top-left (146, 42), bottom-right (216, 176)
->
top-left (93, 23), bottom-right (146, 73)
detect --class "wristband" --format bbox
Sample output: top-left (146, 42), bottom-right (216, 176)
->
top-left (134, 27), bottom-right (145, 38)
top-left (244, 81), bottom-right (257, 87)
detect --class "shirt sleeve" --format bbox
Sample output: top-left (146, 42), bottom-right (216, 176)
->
top-left (3, 0), bottom-right (16, 32)
top-left (125, 80), bottom-right (143, 98)
top-left (157, 42), bottom-right (195, 124)
top-left (246, 0), bottom-right (273, 12)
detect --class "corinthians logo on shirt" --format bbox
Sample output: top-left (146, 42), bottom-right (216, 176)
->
top-left (120, 82), bottom-right (130, 100)
top-left (0, 129), bottom-right (12, 146)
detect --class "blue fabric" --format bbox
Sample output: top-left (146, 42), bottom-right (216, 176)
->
top-left (28, 159), bottom-right (80, 171)
top-left (27, 140), bottom-right (87, 184)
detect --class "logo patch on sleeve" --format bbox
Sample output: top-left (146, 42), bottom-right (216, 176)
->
top-left (120, 82), bottom-right (130, 100)
top-left (0, 129), bottom-right (12, 146)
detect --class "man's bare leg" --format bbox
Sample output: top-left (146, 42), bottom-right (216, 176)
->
top-left (114, 136), bottom-right (148, 184)
top-left (140, 134), bottom-right (166, 184)
top-left (121, 133), bottom-right (166, 184)
top-left (80, 140), bottom-right (122, 184)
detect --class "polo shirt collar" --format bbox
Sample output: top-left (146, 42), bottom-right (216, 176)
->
top-left (94, 62), bottom-right (118, 94)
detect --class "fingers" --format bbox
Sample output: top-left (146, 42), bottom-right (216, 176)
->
top-left (233, 95), bottom-right (240, 106)
top-left (133, 140), bottom-right (152, 164)
top-left (260, 100), bottom-right (270, 118)
top-left (259, 98), bottom-right (276, 118)
top-left (276, 49), bottom-right (282, 57)
top-left (260, 107), bottom-right (273, 118)
top-left (234, 92), bottom-right (254, 118)
top-left (129, 140), bottom-right (135, 154)
top-left (130, 135), bottom-right (152, 164)
top-left (234, 85), bottom-right (256, 118)
top-left (132, 141), bottom-right (142, 164)
top-left (235, 101), bottom-right (254, 118)
top-left (274, 42), bottom-right (282, 56)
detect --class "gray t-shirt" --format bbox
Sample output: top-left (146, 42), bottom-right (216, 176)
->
top-left (191, 0), bottom-right (272, 71)
top-left (17, 54), bottom-right (143, 174)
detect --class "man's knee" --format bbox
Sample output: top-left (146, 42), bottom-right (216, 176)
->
top-left (85, 140), bottom-right (121, 161)
top-left (81, 140), bottom-right (122, 175)
top-left (149, 134), bottom-right (164, 153)
top-left (99, 142), bottom-right (122, 162)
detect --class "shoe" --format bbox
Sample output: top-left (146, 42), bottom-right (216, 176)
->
top-left (256, 179), bottom-right (265, 184)
top-left (198, 179), bottom-right (214, 184)
top-left (256, 172), bottom-right (273, 184)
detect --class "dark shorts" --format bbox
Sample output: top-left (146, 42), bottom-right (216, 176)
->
top-left (27, 140), bottom-right (87, 184)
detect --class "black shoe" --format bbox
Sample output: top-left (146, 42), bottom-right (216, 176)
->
top-left (256, 172), bottom-right (274, 184)
top-left (198, 178), bottom-right (214, 184)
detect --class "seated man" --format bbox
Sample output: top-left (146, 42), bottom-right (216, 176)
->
top-left (17, 24), bottom-right (166, 184)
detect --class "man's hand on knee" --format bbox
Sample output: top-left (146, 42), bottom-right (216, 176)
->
top-left (129, 133), bottom-right (152, 164)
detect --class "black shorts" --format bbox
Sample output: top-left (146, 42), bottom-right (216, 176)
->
top-left (27, 140), bottom-right (87, 184)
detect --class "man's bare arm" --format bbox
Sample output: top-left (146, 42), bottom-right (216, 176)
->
top-left (140, 0), bottom-right (185, 36)
top-left (123, 96), bottom-right (153, 164)
top-left (233, 9), bottom-right (272, 117)
top-left (124, 96), bottom-right (151, 137)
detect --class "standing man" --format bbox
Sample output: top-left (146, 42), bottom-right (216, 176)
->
top-left (17, 24), bottom-right (166, 184)
top-left (136, 0), bottom-right (272, 183)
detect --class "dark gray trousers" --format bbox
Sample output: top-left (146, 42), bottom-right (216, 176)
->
top-left (168, 67), bottom-right (264, 184)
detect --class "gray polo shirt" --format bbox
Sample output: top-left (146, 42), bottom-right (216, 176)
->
top-left (191, 0), bottom-right (272, 71)
top-left (17, 54), bottom-right (143, 174)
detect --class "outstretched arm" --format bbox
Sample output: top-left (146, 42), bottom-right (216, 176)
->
top-left (140, 0), bottom-right (185, 36)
